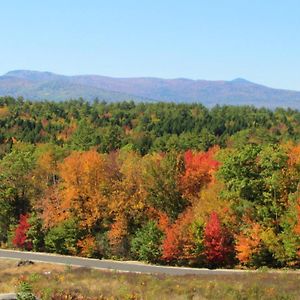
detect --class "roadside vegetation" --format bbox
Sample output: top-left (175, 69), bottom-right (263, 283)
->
top-left (0, 260), bottom-right (299, 299)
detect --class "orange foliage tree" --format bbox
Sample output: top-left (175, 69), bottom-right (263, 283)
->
top-left (162, 209), bottom-right (200, 263)
top-left (108, 215), bottom-right (129, 257)
top-left (39, 186), bottom-right (64, 228)
top-left (77, 235), bottom-right (97, 258)
top-left (59, 150), bottom-right (108, 229)
top-left (35, 145), bottom-right (67, 228)
top-left (180, 147), bottom-right (219, 201)
top-left (235, 221), bottom-right (261, 265)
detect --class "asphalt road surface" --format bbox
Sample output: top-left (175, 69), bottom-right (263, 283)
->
top-left (0, 249), bottom-right (254, 276)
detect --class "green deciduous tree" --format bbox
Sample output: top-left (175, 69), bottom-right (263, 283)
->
top-left (144, 152), bottom-right (187, 219)
top-left (131, 221), bottom-right (163, 263)
top-left (45, 219), bottom-right (80, 255)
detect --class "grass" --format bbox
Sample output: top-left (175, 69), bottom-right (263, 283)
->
top-left (0, 259), bottom-right (299, 299)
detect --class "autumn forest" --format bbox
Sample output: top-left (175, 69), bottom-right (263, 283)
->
top-left (0, 96), bottom-right (300, 269)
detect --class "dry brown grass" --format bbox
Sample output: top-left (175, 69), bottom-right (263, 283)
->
top-left (0, 259), bottom-right (299, 299)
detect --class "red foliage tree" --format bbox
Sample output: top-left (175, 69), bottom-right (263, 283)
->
top-left (13, 214), bottom-right (32, 250)
top-left (204, 211), bottom-right (231, 267)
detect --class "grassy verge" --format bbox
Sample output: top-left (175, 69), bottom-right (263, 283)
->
top-left (0, 259), bottom-right (299, 299)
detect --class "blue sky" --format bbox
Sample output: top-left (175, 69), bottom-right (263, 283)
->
top-left (1, 1), bottom-right (300, 90)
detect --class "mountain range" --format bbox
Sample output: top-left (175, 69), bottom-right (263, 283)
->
top-left (1, 70), bottom-right (300, 109)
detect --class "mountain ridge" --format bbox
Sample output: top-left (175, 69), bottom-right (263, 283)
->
top-left (1, 70), bottom-right (300, 109)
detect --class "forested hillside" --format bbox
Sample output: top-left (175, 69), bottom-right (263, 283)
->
top-left (0, 96), bottom-right (299, 268)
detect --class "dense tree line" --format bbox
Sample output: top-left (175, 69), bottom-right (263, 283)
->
top-left (0, 97), bottom-right (299, 268)
top-left (1, 96), bottom-right (300, 156)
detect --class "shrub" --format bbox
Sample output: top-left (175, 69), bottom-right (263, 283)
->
top-left (17, 281), bottom-right (36, 300)
top-left (131, 221), bottom-right (163, 263)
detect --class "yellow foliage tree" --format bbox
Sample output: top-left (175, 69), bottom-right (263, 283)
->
top-left (193, 181), bottom-right (232, 225)
top-left (108, 150), bottom-right (147, 219)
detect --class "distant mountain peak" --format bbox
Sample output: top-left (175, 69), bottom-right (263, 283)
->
top-left (6, 69), bottom-right (52, 76)
top-left (5, 70), bottom-right (62, 81)
top-left (231, 78), bottom-right (251, 83)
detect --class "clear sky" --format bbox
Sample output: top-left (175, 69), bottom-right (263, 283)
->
top-left (1, 1), bottom-right (300, 90)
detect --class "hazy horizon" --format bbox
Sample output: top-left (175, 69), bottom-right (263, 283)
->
top-left (1, 1), bottom-right (300, 91)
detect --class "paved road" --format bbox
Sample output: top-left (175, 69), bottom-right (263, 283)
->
top-left (0, 249), bottom-right (290, 276)
top-left (0, 294), bottom-right (17, 300)
top-left (0, 249), bottom-right (231, 275)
